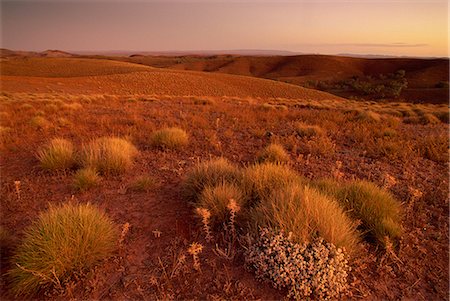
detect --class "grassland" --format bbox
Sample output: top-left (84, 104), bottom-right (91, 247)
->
top-left (0, 56), bottom-right (448, 300)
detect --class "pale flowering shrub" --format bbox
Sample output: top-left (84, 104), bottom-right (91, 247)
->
top-left (245, 228), bottom-right (350, 300)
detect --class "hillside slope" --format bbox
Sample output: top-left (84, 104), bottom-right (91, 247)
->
top-left (0, 58), bottom-right (343, 100)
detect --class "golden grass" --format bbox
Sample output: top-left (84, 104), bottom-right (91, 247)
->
top-left (249, 184), bottom-right (360, 254)
top-left (129, 175), bottom-right (157, 192)
top-left (30, 116), bottom-right (50, 129)
top-left (241, 163), bottom-right (302, 205)
top-left (197, 182), bottom-right (245, 226)
top-left (37, 138), bottom-right (75, 171)
top-left (81, 137), bottom-right (138, 175)
top-left (257, 143), bottom-right (290, 163)
top-left (294, 122), bottom-right (325, 138)
top-left (183, 157), bottom-right (241, 201)
top-left (8, 202), bottom-right (118, 296)
top-left (73, 167), bottom-right (100, 191)
top-left (416, 134), bottom-right (449, 163)
top-left (150, 127), bottom-right (188, 149)
top-left (312, 178), bottom-right (402, 245)
top-left (62, 102), bottom-right (83, 111)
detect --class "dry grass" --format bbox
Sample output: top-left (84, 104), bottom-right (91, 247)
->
top-left (241, 163), bottom-right (301, 205)
top-left (416, 134), bottom-right (448, 163)
top-left (312, 179), bottom-right (402, 246)
top-left (81, 137), bottom-right (138, 175)
top-left (8, 202), bottom-right (118, 296)
top-left (73, 167), bottom-right (100, 191)
top-left (257, 143), bottom-right (290, 163)
top-left (294, 122), bottom-right (325, 138)
top-left (129, 175), bottom-right (158, 192)
top-left (30, 116), bottom-right (50, 129)
top-left (249, 184), bottom-right (359, 254)
top-left (197, 182), bottom-right (245, 226)
top-left (37, 138), bottom-right (75, 171)
top-left (183, 158), bottom-right (241, 201)
top-left (150, 127), bottom-right (188, 149)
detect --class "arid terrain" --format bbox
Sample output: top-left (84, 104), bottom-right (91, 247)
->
top-left (0, 51), bottom-right (448, 300)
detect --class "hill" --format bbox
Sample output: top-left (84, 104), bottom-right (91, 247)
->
top-left (0, 57), bottom-right (343, 100)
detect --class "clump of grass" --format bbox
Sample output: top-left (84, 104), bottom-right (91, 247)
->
top-left (30, 116), bottom-right (50, 129)
top-left (81, 137), bottom-right (138, 175)
top-left (300, 136), bottom-right (336, 157)
top-left (197, 182), bottom-right (245, 226)
top-left (129, 175), bottom-right (157, 192)
top-left (421, 113), bottom-right (441, 125)
top-left (37, 138), bottom-right (75, 171)
top-left (73, 167), bottom-right (100, 191)
top-left (241, 163), bottom-right (301, 205)
top-left (416, 134), bottom-right (448, 163)
top-left (62, 103), bottom-right (83, 110)
top-left (249, 184), bottom-right (359, 253)
top-left (257, 143), bottom-right (290, 163)
top-left (183, 158), bottom-right (241, 201)
top-left (354, 110), bottom-right (381, 122)
top-left (312, 178), bottom-right (402, 245)
top-left (433, 111), bottom-right (449, 123)
top-left (8, 202), bottom-right (118, 296)
top-left (294, 122), bottom-right (325, 138)
top-left (150, 127), bottom-right (188, 149)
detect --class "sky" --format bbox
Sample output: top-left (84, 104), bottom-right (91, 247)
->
top-left (1, 0), bottom-right (448, 57)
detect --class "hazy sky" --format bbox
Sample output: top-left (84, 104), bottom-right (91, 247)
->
top-left (1, 0), bottom-right (448, 57)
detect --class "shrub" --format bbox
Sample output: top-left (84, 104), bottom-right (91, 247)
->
top-left (245, 228), bottom-right (350, 300)
top-left (8, 202), bottom-right (118, 296)
top-left (294, 122), bottom-right (325, 138)
top-left (241, 163), bottom-right (301, 205)
top-left (198, 182), bottom-right (245, 226)
top-left (312, 179), bottom-right (402, 245)
top-left (249, 184), bottom-right (359, 253)
top-left (73, 167), bottom-right (100, 191)
top-left (150, 127), bottom-right (188, 149)
top-left (183, 158), bottom-right (241, 201)
top-left (129, 175), bottom-right (157, 192)
top-left (37, 138), bottom-right (75, 171)
top-left (257, 143), bottom-right (290, 163)
top-left (81, 137), bottom-right (138, 175)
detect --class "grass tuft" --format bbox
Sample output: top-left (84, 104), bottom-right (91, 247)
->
top-left (150, 127), bottom-right (188, 149)
top-left (183, 158), bottom-right (241, 201)
top-left (8, 202), bottom-right (118, 296)
top-left (81, 137), bottom-right (138, 175)
top-left (37, 138), bottom-right (75, 171)
top-left (249, 184), bottom-right (359, 254)
top-left (294, 122), bottom-right (325, 138)
top-left (73, 167), bottom-right (100, 191)
top-left (312, 178), bottom-right (402, 245)
top-left (197, 182), bottom-right (245, 226)
top-left (129, 175), bottom-right (158, 192)
top-left (257, 143), bottom-right (290, 163)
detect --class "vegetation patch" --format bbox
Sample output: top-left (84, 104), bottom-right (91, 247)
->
top-left (37, 138), bottom-right (75, 171)
top-left (73, 167), bottom-right (100, 191)
top-left (8, 202), bottom-right (118, 296)
top-left (81, 137), bottom-right (138, 175)
top-left (150, 127), bottom-right (188, 149)
top-left (183, 157), bottom-right (241, 201)
top-left (257, 143), bottom-right (290, 163)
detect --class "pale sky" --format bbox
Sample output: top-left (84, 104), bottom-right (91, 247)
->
top-left (1, 0), bottom-right (448, 57)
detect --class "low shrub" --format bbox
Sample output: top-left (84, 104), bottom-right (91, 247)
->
top-left (37, 138), bottom-right (75, 171)
top-left (73, 167), bottom-right (100, 191)
top-left (8, 202), bottom-right (118, 296)
top-left (183, 158), bottom-right (241, 201)
top-left (150, 127), bottom-right (188, 149)
top-left (197, 182), bottom-right (245, 226)
top-left (81, 137), bottom-right (138, 175)
top-left (245, 228), bottom-right (350, 300)
top-left (257, 143), bottom-right (290, 163)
